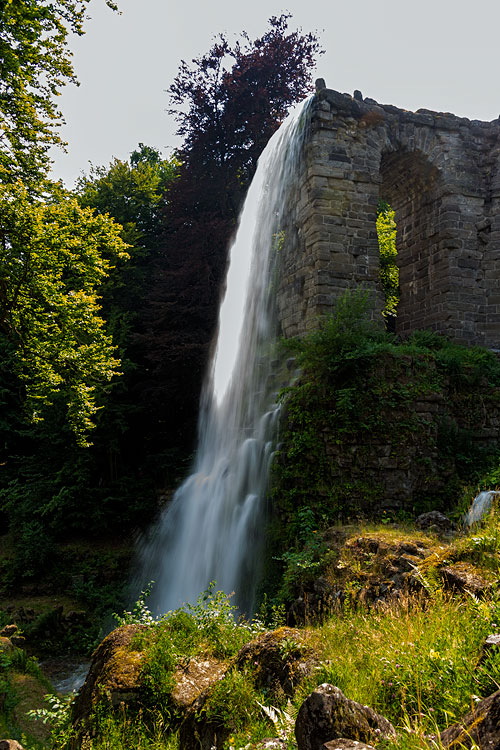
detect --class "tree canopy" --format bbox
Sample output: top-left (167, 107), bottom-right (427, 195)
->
top-left (0, 0), bottom-right (118, 186)
top-left (0, 183), bottom-right (128, 442)
top-left (0, 0), bottom-right (133, 445)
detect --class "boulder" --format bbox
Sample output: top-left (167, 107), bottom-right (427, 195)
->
top-left (236, 627), bottom-right (317, 698)
top-left (10, 673), bottom-right (51, 743)
top-left (71, 625), bottom-right (229, 750)
top-left (178, 684), bottom-right (230, 750)
top-left (322, 741), bottom-right (375, 750)
top-left (440, 689), bottom-right (500, 749)
top-left (441, 563), bottom-right (492, 597)
top-left (0, 742), bottom-right (25, 750)
top-left (295, 684), bottom-right (395, 750)
top-left (171, 657), bottom-right (226, 711)
top-left (415, 511), bottom-right (453, 532)
top-left (71, 624), bottom-right (146, 725)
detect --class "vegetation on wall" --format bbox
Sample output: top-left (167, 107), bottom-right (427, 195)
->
top-left (267, 292), bottom-right (500, 605)
top-left (377, 200), bottom-right (399, 324)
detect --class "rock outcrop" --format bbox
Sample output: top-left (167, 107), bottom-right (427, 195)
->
top-left (236, 627), bottom-right (317, 697)
top-left (290, 533), bottom-right (432, 623)
top-left (440, 689), bottom-right (500, 750)
top-left (441, 563), bottom-right (492, 597)
top-left (295, 684), bottom-right (395, 750)
top-left (72, 624), bottom-right (146, 726)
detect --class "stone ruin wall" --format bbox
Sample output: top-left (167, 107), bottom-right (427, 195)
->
top-left (277, 83), bottom-right (500, 349)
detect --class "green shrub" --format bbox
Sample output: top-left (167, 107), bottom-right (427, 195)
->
top-left (204, 668), bottom-right (261, 732)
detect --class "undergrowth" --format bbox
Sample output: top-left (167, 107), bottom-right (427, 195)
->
top-left (24, 504), bottom-right (500, 750)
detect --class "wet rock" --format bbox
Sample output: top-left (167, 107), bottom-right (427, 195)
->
top-left (322, 741), bottom-right (375, 750)
top-left (440, 689), bottom-right (500, 749)
top-left (295, 684), bottom-right (396, 750)
top-left (236, 627), bottom-right (317, 698)
top-left (441, 563), bottom-right (491, 597)
top-left (415, 511), bottom-right (453, 532)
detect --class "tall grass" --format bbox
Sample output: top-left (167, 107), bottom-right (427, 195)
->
top-left (303, 588), bottom-right (500, 733)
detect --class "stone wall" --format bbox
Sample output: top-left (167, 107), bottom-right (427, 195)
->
top-left (277, 83), bottom-right (500, 349)
top-left (276, 352), bottom-right (500, 516)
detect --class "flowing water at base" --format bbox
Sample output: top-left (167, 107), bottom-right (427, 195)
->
top-left (137, 98), bottom-right (311, 615)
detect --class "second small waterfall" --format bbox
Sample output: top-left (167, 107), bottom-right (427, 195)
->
top-left (139, 97), bottom-right (311, 615)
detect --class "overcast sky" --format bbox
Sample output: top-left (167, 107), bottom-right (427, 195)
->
top-left (50, 0), bottom-right (500, 187)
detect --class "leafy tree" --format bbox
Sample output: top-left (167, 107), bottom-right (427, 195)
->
top-left (0, 183), bottom-right (128, 443)
top-left (74, 147), bottom-right (181, 476)
top-left (76, 145), bottom-right (179, 249)
top-left (0, 0), bottom-right (118, 186)
top-left (0, 148), bottom-right (179, 558)
top-left (170, 14), bottom-right (321, 187)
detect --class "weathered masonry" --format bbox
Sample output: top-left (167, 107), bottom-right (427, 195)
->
top-left (277, 82), bottom-right (500, 348)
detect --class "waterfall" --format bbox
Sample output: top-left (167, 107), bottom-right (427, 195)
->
top-left (464, 490), bottom-right (500, 526)
top-left (138, 97), bottom-right (311, 615)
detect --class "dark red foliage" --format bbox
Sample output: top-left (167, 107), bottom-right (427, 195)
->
top-left (139, 15), bottom-right (322, 457)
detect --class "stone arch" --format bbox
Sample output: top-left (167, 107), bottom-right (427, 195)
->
top-left (277, 87), bottom-right (500, 349)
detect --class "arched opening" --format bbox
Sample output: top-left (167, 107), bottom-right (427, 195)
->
top-left (379, 150), bottom-right (443, 337)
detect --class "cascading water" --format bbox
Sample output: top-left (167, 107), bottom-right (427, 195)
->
top-left (138, 97), bottom-right (311, 615)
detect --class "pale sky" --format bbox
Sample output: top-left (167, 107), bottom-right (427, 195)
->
top-left (51, 0), bottom-right (500, 187)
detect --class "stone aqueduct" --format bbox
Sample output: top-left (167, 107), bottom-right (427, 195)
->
top-left (277, 82), bottom-right (500, 349)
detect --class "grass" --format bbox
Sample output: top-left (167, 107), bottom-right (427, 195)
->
top-left (307, 590), bottom-right (500, 727)
top-left (13, 511), bottom-right (500, 750)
